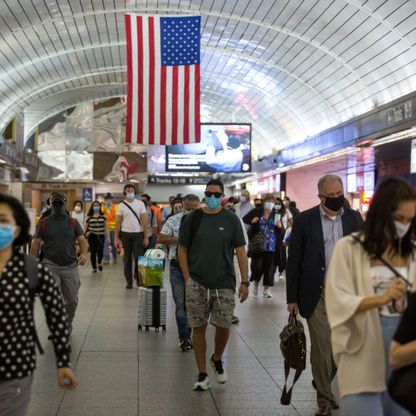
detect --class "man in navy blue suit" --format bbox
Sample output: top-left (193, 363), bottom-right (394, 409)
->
top-left (286, 174), bottom-right (363, 416)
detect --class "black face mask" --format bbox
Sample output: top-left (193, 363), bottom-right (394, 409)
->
top-left (255, 203), bottom-right (262, 208)
top-left (51, 202), bottom-right (66, 216)
top-left (323, 194), bottom-right (345, 212)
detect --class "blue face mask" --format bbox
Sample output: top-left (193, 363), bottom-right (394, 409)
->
top-left (0, 225), bottom-right (15, 250)
top-left (93, 206), bottom-right (100, 212)
top-left (206, 195), bottom-right (222, 210)
top-left (106, 201), bottom-right (112, 208)
top-left (126, 192), bottom-right (135, 200)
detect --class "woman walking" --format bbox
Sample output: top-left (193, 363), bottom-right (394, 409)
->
top-left (85, 200), bottom-right (109, 273)
top-left (70, 200), bottom-right (85, 228)
top-left (326, 178), bottom-right (415, 416)
top-left (243, 193), bottom-right (282, 298)
top-left (0, 194), bottom-right (77, 416)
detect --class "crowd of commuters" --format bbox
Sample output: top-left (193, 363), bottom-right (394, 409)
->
top-left (1, 174), bottom-right (416, 416)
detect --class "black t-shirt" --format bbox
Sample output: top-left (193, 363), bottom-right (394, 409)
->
top-left (179, 208), bottom-right (246, 290)
top-left (35, 213), bottom-right (83, 266)
top-left (394, 292), bottom-right (416, 344)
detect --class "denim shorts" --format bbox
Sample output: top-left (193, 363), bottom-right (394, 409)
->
top-left (185, 278), bottom-right (235, 329)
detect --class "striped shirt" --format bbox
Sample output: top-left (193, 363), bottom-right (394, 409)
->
top-left (86, 215), bottom-right (107, 235)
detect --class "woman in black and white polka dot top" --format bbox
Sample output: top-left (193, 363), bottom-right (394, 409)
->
top-left (0, 194), bottom-right (77, 416)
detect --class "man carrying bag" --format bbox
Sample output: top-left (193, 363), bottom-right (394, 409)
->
top-left (115, 184), bottom-right (148, 289)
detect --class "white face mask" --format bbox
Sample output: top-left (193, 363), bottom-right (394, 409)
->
top-left (394, 220), bottom-right (411, 239)
top-left (240, 196), bottom-right (247, 203)
top-left (275, 204), bottom-right (282, 210)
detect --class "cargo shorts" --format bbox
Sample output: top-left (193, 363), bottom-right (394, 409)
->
top-left (185, 278), bottom-right (235, 329)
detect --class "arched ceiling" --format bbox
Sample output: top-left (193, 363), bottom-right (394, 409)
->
top-left (1, 0), bottom-right (416, 158)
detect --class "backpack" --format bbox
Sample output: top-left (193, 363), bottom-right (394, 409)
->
top-left (279, 314), bottom-right (307, 405)
top-left (170, 209), bottom-right (204, 268)
top-left (24, 254), bottom-right (44, 354)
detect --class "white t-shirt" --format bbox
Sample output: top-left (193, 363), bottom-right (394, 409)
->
top-left (116, 199), bottom-right (147, 233)
top-left (371, 265), bottom-right (408, 317)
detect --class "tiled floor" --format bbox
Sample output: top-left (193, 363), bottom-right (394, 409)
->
top-left (29, 263), bottom-right (340, 416)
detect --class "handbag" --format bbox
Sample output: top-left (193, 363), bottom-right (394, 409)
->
top-left (388, 363), bottom-right (416, 413)
top-left (279, 314), bottom-right (307, 405)
top-left (247, 230), bottom-right (267, 257)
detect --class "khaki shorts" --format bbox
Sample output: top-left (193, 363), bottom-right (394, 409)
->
top-left (185, 278), bottom-right (235, 329)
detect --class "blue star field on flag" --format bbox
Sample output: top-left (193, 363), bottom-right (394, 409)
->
top-left (160, 16), bottom-right (201, 66)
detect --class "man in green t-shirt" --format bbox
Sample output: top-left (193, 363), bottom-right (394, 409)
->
top-left (178, 178), bottom-right (249, 392)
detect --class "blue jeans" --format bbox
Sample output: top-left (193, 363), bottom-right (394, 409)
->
top-left (104, 230), bottom-right (117, 260)
top-left (170, 264), bottom-right (191, 341)
top-left (342, 316), bottom-right (411, 416)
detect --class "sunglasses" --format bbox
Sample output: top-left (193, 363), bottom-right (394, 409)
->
top-left (205, 191), bottom-right (222, 198)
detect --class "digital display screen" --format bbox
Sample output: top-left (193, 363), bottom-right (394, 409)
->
top-left (166, 123), bottom-right (251, 173)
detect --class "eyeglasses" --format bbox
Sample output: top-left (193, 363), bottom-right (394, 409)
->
top-left (205, 191), bottom-right (222, 198)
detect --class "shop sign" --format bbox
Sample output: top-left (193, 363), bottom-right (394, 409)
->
top-left (386, 100), bottom-right (413, 126)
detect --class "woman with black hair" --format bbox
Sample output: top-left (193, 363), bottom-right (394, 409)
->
top-left (85, 200), bottom-right (109, 273)
top-left (165, 198), bottom-right (183, 222)
top-left (0, 194), bottom-right (77, 415)
top-left (325, 178), bottom-right (415, 416)
top-left (274, 196), bottom-right (291, 277)
top-left (243, 193), bottom-right (282, 298)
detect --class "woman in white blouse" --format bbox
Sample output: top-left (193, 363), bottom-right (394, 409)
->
top-left (326, 178), bottom-right (415, 416)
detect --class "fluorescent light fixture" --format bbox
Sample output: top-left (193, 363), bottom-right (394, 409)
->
top-left (370, 127), bottom-right (416, 147)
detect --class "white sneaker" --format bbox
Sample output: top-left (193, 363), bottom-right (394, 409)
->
top-left (263, 288), bottom-right (273, 298)
top-left (193, 373), bottom-right (211, 391)
top-left (210, 355), bottom-right (228, 384)
top-left (252, 281), bottom-right (259, 296)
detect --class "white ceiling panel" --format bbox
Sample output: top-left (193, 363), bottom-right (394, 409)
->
top-left (0, 0), bottom-right (415, 156)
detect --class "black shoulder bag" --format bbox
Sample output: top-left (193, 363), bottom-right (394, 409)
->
top-left (24, 254), bottom-right (44, 354)
top-left (279, 314), bottom-right (307, 405)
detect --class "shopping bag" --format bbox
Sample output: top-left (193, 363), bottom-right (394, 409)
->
top-left (138, 257), bottom-right (164, 287)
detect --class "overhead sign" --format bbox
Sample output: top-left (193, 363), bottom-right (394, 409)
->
top-left (147, 175), bottom-right (210, 185)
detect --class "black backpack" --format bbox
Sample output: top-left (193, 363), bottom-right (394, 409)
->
top-left (24, 254), bottom-right (44, 354)
top-left (279, 314), bottom-right (307, 405)
top-left (170, 209), bottom-right (203, 268)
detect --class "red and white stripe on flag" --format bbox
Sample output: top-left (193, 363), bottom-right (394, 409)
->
top-left (125, 14), bottom-right (201, 145)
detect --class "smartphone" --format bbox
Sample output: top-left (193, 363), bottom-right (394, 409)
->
top-left (275, 213), bottom-right (281, 224)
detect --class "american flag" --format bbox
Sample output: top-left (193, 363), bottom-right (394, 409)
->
top-left (125, 14), bottom-right (201, 145)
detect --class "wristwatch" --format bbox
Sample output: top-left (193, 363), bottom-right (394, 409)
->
top-left (240, 281), bottom-right (250, 287)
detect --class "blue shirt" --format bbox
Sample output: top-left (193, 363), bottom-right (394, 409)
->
top-left (319, 205), bottom-right (344, 270)
top-left (259, 213), bottom-right (276, 252)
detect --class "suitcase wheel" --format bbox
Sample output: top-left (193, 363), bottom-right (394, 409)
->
top-left (145, 326), bottom-right (150, 332)
top-left (155, 327), bottom-right (160, 332)
top-left (138, 325), bottom-right (142, 332)
top-left (162, 326), bottom-right (166, 333)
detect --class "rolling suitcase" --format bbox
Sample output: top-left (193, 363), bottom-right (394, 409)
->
top-left (138, 286), bottom-right (167, 333)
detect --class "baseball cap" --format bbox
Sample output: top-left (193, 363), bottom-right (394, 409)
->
top-left (50, 193), bottom-right (67, 204)
top-left (104, 192), bottom-right (113, 200)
